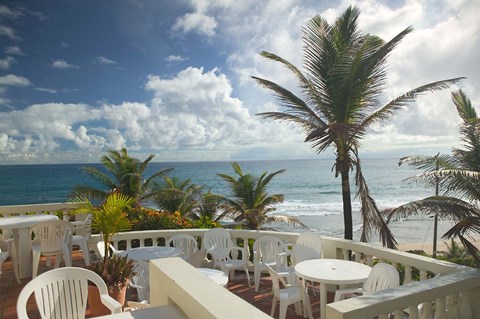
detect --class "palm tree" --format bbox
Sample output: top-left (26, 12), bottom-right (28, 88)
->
top-left (398, 153), bottom-right (455, 257)
top-left (251, 6), bottom-right (463, 247)
top-left (384, 90), bottom-right (480, 265)
top-left (73, 148), bottom-right (173, 206)
top-left (215, 162), bottom-right (306, 230)
top-left (153, 176), bottom-right (204, 218)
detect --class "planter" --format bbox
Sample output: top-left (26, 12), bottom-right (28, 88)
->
top-left (87, 281), bottom-right (128, 317)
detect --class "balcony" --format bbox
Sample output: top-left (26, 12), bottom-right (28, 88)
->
top-left (1, 203), bottom-right (480, 318)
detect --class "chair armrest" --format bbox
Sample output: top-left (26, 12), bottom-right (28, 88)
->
top-left (100, 293), bottom-right (123, 314)
top-left (334, 287), bottom-right (364, 302)
top-left (230, 246), bottom-right (247, 260)
top-left (276, 251), bottom-right (291, 270)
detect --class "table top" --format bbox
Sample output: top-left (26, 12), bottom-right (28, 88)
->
top-left (0, 214), bottom-right (58, 229)
top-left (117, 246), bottom-right (182, 261)
top-left (95, 305), bottom-right (187, 319)
top-left (198, 268), bottom-right (229, 286)
top-left (295, 258), bottom-right (372, 285)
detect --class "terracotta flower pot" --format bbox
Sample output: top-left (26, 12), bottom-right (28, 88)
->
top-left (87, 281), bottom-right (128, 317)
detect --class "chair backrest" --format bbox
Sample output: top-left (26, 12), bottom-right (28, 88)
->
top-left (203, 228), bottom-right (234, 251)
top-left (74, 214), bottom-right (93, 239)
top-left (291, 232), bottom-right (322, 265)
top-left (265, 264), bottom-right (289, 298)
top-left (186, 248), bottom-right (207, 267)
top-left (97, 241), bottom-right (117, 259)
top-left (253, 236), bottom-right (285, 264)
top-left (363, 263), bottom-right (400, 294)
top-left (29, 220), bottom-right (73, 253)
top-left (166, 234), bottom-right (198, 259)
top-left (17, 267), bottom-right (119, 319)
top-left (131, 261), bottom-right (150, 303)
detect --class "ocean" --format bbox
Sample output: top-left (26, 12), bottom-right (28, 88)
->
top-left (0, 158), bottom-right (452, 246)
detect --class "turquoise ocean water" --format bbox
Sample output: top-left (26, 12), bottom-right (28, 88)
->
top-left (0, 159), bottom-right (451, 244)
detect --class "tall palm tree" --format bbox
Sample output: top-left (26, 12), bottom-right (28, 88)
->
top-left (215, 162), bottom-right (306, 230)
top-left (384, 90), bottom-right (480, 265)
top-left (398, 153), bottom-right (455, 257)
top-left (73, 148), bottom-right (173, 206)
top-left (251, 6), bottom-right (463, 247)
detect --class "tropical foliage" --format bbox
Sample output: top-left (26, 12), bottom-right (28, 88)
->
top-left (214, 162), bottom-right (305, 230)
top-left (251, 6), bottom-right (463, 247)
top-left (72, 148), bottom-right (173, 206)
top-left (384, 90), bottom-right (480, 265)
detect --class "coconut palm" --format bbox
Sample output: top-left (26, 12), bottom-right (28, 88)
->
top-left (215, 162), bottom-right (305, 230)
top-left (153, 176), bottom-right (204, 217)
top-left (384, 90), bottom-right (480, 265)
top-left (72, 148), bottom-right (173, 206)
top-left (251, 6), bottom-right (463, 247)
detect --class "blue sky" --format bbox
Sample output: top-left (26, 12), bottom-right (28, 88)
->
top-left (0, 0), bottom-right (479, 164)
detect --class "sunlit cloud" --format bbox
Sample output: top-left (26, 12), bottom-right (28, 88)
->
top-left (51, 59), bottom-right (79, 69)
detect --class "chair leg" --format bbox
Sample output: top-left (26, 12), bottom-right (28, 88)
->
top-left (279, 300), bottom-right (288, 319)
top-left (78, 240), bottom-right (90, 265)
top-left (54, 253), bottom-right (62, 268)
top-left (244, 265), bottom-right (251, 287)
top-left (32, 251), bottom-right (41, 278)
top-left (254, 267), bottom-right (261, 292)
top-left (62, 246), bottom-right (72, 267)
top-left (270, 297), bottom-right (278, 317)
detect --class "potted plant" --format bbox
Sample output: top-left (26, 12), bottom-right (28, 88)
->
top-left (73, 191), bottom-right (136, 316)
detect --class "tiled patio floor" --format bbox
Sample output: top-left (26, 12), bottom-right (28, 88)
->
top-left (1, 249), bottom-right (330, 318)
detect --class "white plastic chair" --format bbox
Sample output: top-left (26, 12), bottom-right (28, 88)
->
top-left (129, 260), bottom-right (150, 303)
top-left (29, 220), bottom-right (73, 278)
top-left (334, 262), bottom-right (400, 302)
top-left (17, 267), bottom-right (122, 319)
top-left (186, 248), bottom-right (207, 267)
top-left (0, 234), bottom-right (20, 283)
top-left (71, 214), bottom-right (92, 265)
top-left (166, 233), bottom-right (198, 259)
top-left (203, 228), bottom-right (250, 285)
top-left (266, 264), bottom-right (313, 319)
top-left (96, 241), bottom-right (122, 259)
top-left (253, 235), bottom-right (287, 292)
top-left (290, 232), bottom-right (323, 265)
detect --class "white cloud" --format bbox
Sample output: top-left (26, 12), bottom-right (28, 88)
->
top-left (52, 59), bottom-right (79, 69)
top-left (165, 55), bottom-right (188, 63)
top-left (94, 56), bottom-right (117, 65)
top-left (172, 12), bottom-right (217, 37)
top-left (4, 46), bottom-right (24, 56)
top-left (0, 74), bottom-right (30, 86)
top-left (0, 25), bottom-right (18, 39)
top-left (35, 87), bottom-right (57, 94)
top-left (0, 5), bottom-right (23, 20)
top-left (0, 56), bottom-right (15, 69)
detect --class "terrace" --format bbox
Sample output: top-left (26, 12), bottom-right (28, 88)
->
top-left (1, 203), bottom-right (480, 318)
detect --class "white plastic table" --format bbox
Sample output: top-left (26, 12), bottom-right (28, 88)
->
top-left (295, 259), bottom-right (372, 319)
top-left (117, 246), bottom-right (182, 261)
top-left (198, 268), bottom-right (229, 286)
top-left (0, 214), bottom-right (59, 278)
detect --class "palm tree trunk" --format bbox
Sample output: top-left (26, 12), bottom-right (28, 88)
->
top-left (341, 170), bottom-right (353, 240)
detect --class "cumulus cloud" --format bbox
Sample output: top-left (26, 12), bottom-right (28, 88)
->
top-left (172, 12), bottom-right (217, 37)
top-left (94, 56), bottom-right (117, 65)
top-left (51, 59), bottom-right (79, 69)
top-left (0, 74), bottom-right (30, 86)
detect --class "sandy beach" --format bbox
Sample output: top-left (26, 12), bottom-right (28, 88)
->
top-left (397, 236), bottom-right (480, 255)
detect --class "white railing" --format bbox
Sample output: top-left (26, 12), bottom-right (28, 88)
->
top-left (2, 203), bottom-right (480, 318)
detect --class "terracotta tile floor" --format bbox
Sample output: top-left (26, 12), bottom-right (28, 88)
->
top-left (0, 249), bottom-right (330, 318)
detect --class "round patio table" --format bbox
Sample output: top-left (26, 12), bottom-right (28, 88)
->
top-left (295, 258), bottom-right (372, 319)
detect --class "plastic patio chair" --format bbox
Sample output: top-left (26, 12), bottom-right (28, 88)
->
top-left (29, 220), bottom-right (73, 278)
top-left (253, 235), bottom-right (287, 292)
top-left (129, 260), bottom-right (150, 303)
top-left (71, 214), bottom-right (92, 265)
top-left (96, 241), bottom-right (122, 259)
top-left (203, 228), bottom-right (250, 285)
top-left (166, 233), bottom-right (199, 259)
top-left (0, 234), bottom-right (20, 283)
top-left (334, 262), bottom-right (400, 302)
top-left (17, 267), bottom-right (122, 319)
top-left (266, 264), bottom-right (313, 319)
top-left (186, 248), bottom-right (207, 267)
top-left (290, 232), bottom-right (323, 265)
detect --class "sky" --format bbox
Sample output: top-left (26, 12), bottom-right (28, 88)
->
top-left (0, 0), bottom-right (479, 164)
